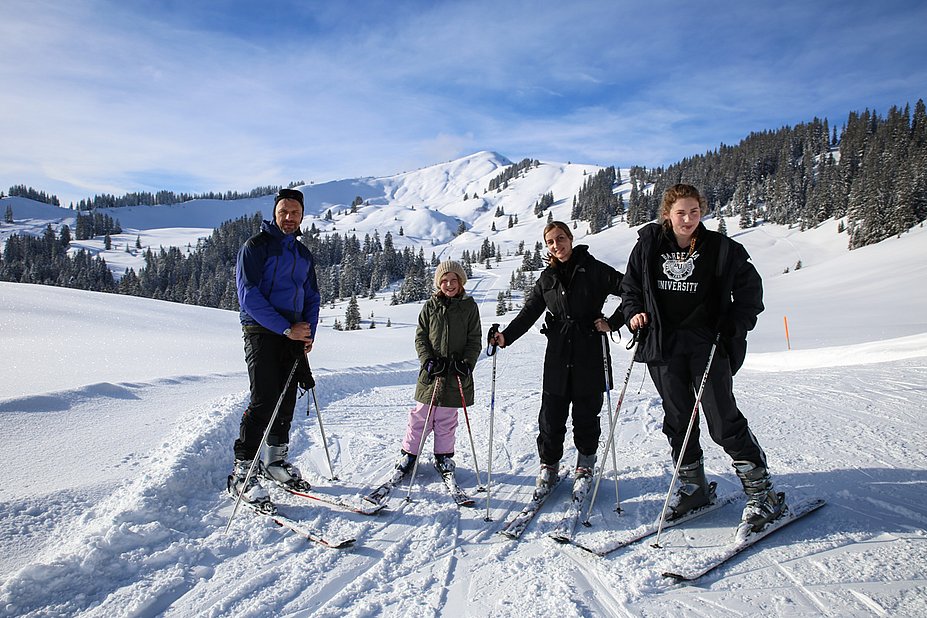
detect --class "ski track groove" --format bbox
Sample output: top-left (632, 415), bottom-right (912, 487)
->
top-left (772, 558), bottom-right (832, 615)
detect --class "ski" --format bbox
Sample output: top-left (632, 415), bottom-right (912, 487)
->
top-left (499, 467), bottom-right (569, 540)
top-left (267, 477), bottom-right (386, 515)
top-left (237, 500), bottom-right (356, 549)
top-left (548, 472), bottom-right (594, 543)
top-left (570, 484), bottom-right (741, 556)
top-left (440, 469), bottom-right (475, 507)
top-left (364, 468), bottom-right (408, 505)
top-left (661, 496), bottom-right (826, 581)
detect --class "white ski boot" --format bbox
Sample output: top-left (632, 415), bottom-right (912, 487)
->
top-left (575, 452), bottom-right (597, 479)
top-left (536, 463), bottom-right (560, 492)
top-left (228, 459), bottom-right (274, 514)
top-left (261, 444), bottom-right (312, 492)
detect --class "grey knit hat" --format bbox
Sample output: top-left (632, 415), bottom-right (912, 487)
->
top-left (433, 260), bottom-right (467, 289)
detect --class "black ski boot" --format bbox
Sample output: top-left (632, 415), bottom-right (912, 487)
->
top-left (394, 450), bottom-right (417, 476)
top-left (434, 453), bottom-right (456, 475)
top-left (668, 458), bottom-right (714, 520)
top-left (734, 460), bottom-right (785, 532)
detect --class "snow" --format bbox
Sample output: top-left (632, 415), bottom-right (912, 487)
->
top-left (1, 154), bottom-right (927, 617)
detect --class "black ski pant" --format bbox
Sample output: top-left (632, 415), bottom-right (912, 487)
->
top-left (537, 386), bottom-right (603, 466)
top-left (234, 331), bottom-right (300, 461)
top-left (648, 336), bottom-right (766, 469)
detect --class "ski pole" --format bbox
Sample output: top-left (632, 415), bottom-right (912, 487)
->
top-left (456, 374), bottom-right (484, 492)
top-left (583, 331), bottom-right (639, 525)
top-left (600, 333), bottom-right (622, 511)
top-left (225, 358), bottom-right (299, 534)
top-left (309, 383), bottom-right (338, 481)
top-left (484, 323), bottom-right (499, 522)
top-left (651, 332), bottom-right (720, 548)
top-left (404, 376), bottom-right (442, 502)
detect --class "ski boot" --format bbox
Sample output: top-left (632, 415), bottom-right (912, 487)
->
top-left (536, 463), bottom-right (560, 493)
top-left (734, 460), bottom-right (785, 532)
top-left (394, 450), bottom-right (417, 476)
top-left (228, 459), bottom-right (275, 514)
top-left (668, 457), bottom-right (715, 520)
top-left (261, 444), bottom-right (312, 492)
top-left (575, 452), bottom-right (597, 479)
top-left (434, 453), bottom-right (456, 475)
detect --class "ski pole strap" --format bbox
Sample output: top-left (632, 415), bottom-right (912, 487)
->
top-left (626, 326), bottom-right (641, 351)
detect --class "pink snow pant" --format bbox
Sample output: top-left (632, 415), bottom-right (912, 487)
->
top-left (401, 402), bottom-right (459, 455)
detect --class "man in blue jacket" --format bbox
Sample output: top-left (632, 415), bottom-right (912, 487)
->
top-left (228, 188), bottom-right (321, 511)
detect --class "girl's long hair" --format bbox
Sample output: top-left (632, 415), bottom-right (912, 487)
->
top-left (659, 183), bottom-right (708, 234)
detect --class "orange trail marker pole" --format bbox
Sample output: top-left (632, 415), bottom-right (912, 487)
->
top-left (784, 316), bottom-right (791, 350)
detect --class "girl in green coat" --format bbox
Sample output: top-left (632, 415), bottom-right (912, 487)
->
top-left (395, 260), bottom-right (482, 476)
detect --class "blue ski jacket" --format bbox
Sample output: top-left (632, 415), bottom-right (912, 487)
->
top-left (236, 220), bottom-right (321, 337)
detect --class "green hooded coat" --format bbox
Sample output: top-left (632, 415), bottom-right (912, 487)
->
top-left (414, 292), bottom-right (482, 407)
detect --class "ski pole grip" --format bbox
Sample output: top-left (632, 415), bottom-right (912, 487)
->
top-left (486, 323), bottom-right (500, 356)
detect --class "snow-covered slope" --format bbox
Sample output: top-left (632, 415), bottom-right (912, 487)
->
top-left (1, 153), bottom-right (926, 616)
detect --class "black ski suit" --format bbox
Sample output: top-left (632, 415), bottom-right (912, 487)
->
top-left (502, 245), bottom-right (623, 466)
top-left (619, 222), bottom-right (766, 467)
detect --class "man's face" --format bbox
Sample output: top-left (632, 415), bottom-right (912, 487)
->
top-left (275, 199), bottom-right (303, 234)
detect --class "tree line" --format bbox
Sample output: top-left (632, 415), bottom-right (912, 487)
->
top-left (611, 100), bottom-right (926, 249)
top-left (1, 212), bottom-right (441, 310)
top-left (72, 181), bottom-right (304, 211)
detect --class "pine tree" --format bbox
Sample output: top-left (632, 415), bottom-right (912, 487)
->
top-left (345, 295), bottom-right (361, 330)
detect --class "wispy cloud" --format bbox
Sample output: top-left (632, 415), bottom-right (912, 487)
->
top-left (1, 0), bottom-right (924, 205)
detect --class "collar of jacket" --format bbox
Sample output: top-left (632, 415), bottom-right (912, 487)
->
top-left (261, 219), bottom-right (302, 240)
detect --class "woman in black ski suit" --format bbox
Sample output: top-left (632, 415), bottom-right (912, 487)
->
top-left (489, 221), bottom-right (623, 489)
top-left (619, 183), bottom-right (784, 531)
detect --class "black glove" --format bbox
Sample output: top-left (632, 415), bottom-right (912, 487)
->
top-left (424, 357), bottom-right (449, 379)
top-left (286, 340), bottom-right (315, 389)
top-left (451, 358), bottom-right (471, 377)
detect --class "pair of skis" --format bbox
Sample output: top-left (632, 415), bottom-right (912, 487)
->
top-left (238, 499), bottom-right (356, 548)
top-left (499, 475), bottom-right (825, 581)
top-left (234, 477), bottom-right (386, 549)
top-left (364, 466), bottom-right (476, 508)
top-left (499, 467), bottom-right (595, 542)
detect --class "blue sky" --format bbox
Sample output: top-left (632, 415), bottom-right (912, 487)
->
top-left (2, 0), bottom-right (925, 207)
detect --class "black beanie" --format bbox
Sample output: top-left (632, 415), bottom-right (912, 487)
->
top-left (275, 188), bottom-right (304, 209)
